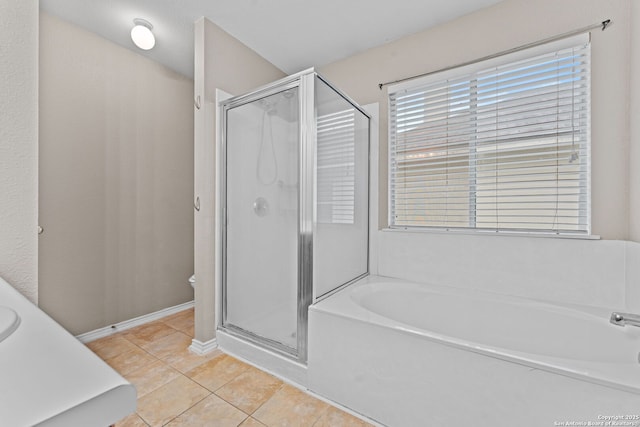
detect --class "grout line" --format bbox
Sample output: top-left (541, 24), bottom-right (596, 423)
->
top-left (213, 381), bottom-right (286, 418)
top-left (124, 329), bottom-right (194, 364)
top-left (186, 354), bottom-right (249, 394)
top-left (162, 388), bottom-right (212, 426)
top-left (212, 350), bottom-right (374, 425)
top-left (135, 413), bottom-right (150, 427)
top-left (213, 362), bottom-right (282, 416)
top-left (310, 404), bottom-right (331, 427)
top-left (100, 332), bottom-right (177, 399)
top-left (243, 382), bottom-right (286, 418)
top-left (222, 350), bottom-right (379, 426)
top-left (126, 361), bottom-right (181, 400)
top-left (175, 351), bottom-right (285, 421)
top-left (135, 369), bottom-right (212, 426)
top-left (100, 321), bottom-right (216, 426)
top-left (118, 336), bottom-right (161, 362)
top-left (211, 391), bottom-right (254, 417)
top-left (104, 318), bottom-right (368, 427)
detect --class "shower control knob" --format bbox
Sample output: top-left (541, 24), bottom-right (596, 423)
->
top-left (253, 197), bottom-right (269, 217)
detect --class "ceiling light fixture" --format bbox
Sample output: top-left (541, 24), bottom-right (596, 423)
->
top-left (131, 18), bottom-right (155, 50)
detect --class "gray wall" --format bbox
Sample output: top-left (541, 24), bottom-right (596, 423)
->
top-left (39, 13), bottom-right (195, 335)
top-left (320, 0), bottom-right (633, 240)
top-left (0, 0), bottom-right (39, 302)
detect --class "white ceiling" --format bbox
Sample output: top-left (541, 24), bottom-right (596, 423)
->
top-left (39, 0), bottom-right (503, 78)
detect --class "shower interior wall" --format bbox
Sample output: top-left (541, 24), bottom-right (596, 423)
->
top-left (225, 94), bottom-right (300, 348)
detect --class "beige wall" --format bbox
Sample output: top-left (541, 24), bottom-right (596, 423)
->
top-left (320, 0), bottom-right (632, 240)
top-left (39, 13), bottom-right (195, 335)
top-left (0, 0), bottom-right (39, 302)
top-left (193, 18), bottom-right (285, 343)
top-left (630, 1), bottom-right (640, 241)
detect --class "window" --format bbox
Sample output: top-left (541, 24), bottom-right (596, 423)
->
top-left (389, 34), bottom-right (590, 235)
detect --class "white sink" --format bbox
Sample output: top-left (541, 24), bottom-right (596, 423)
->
top-left (0, 306), bottom-right (20, 343)
top-left (0, 278), bottom-right (136, 426)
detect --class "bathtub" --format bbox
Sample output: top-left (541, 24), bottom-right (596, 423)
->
top-left (308, 275), bottom-right (640, 427)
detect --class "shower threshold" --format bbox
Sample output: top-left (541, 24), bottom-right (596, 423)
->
top-left (216, 327), bottom-right (308, 387)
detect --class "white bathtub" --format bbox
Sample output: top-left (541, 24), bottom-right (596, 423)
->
top-left (308, 275), bottom-right (640, 427)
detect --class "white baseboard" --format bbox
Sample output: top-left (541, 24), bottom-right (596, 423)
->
top-left (189, 338), bottom-right (218, 355)
top-left (76, 301), bottom-right (194, 343)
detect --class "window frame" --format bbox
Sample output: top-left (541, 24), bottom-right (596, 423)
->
top-left (387, 33), bottom-right (591, 237)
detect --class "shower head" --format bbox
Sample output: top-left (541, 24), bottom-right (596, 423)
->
top-left (259, 98), bottom-right (278, 115)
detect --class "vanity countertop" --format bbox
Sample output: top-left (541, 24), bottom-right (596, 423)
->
top-left (0, 276), bottom-right (136, 426)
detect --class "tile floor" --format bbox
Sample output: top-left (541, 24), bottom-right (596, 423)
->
top-left (86, 308), bottom-right (372, 427)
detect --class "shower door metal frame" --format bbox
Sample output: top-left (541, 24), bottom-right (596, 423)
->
top-left (219, 68), bottom-right (370, 364)
top-left (219, 70), bottom-right (313, 363)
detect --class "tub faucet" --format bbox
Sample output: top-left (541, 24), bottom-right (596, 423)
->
top-left (610, 312), bottom-right (640, 327)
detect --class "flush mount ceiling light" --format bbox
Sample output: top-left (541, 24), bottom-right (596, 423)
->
top-left (131, 18), bottom-right (155, 50)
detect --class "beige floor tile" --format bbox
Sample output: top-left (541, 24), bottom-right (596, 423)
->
top-left (140, 331), bottom-right (192, 358)
top-left (86, 335), bottom-right (139, 360)
top-left (137, 375), bottom-right (210, 427)
top-left (312, 406), bottom-right (369, 427)
top-left (239, 417), bottom-right (266, 427)
top-left (186, 353), bottom-right (251, 392)
top-left (182, 324), bottom-right (194, 338)
top-left (100, 325), bottom-right (364, 427)
top-left (253, 384), bottom-right (329, 427)
top-left (123, 359), bottom-right (181, 398)
top-left (105, 346), bottom-right (158, 376)
top-left (161, 307), bottom-right (193, 323)
top-left (161, 309), bottom-right (194, 336)
top-left (166, 394), bottom-right (248, 426)
top-left (122, 320), bottom-right (177, 347)
top-left (215, 366), bottom-right (283, 414)
top-left (169, 349), bottom-right (217, 373)
top-left (142, 331), bottom-right (217, 373)
top-left (115, 412), bottom-right (149, 426)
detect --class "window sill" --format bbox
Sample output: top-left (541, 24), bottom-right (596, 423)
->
top-left (381, 226), bottom-right (601, 240)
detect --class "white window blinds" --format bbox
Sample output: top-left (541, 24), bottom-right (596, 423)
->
top-left (317, 109), bottom-right (356, 224)
top-left (389, 34), bottom-right (591, 234)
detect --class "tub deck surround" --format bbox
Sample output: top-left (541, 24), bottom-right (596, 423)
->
top-left (0, 277), bottom-right (136, 426)
top-left (308, 275), bottom-right (640, 427)
top-left (376, 231), bottom-right (630, 310)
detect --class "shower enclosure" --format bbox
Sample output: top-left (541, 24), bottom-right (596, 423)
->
top-left (220, 69), bottom-right (369, 363)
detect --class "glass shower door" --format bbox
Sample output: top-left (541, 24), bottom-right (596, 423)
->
top-left (224, 88), bottom-right (300, 353)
